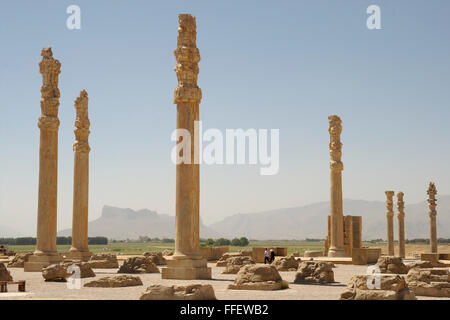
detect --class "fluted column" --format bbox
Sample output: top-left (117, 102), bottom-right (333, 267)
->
top-left (427, 182), bottom-right (438, 253)
top-left (162, 14), bottom-right (211, 279)
top-left (25, 48), bottom-right (63, 271)
top-left (327, 115), bottom-right (346, 257)
top-left (385, 191), bottom-right (395, 256)
top-left (397, 192), bottom-right (405, 258)
top-left (67, 90), bottom-right (92, 261)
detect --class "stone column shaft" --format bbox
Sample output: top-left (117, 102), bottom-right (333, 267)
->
top-left (397, 192), bottom-right (405, 258)
top-left (67, 90), bottom-right (92, 261)
top-left (328, 115), bottom-right (346, 257)
top-left (25, 48), bottom-right (63, 271)
top-left (162, 14), bottom-right (211, 279)
top-left (427, 182), bottom-right (438, 253)
top-left (385, 191), bottom-right (395, 256)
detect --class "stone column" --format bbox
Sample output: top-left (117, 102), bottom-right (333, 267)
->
top-left (25, 48), bottom-right (63, 271)
top-left (327, 115), bottom-right (346, 257)
top-left (385, 191), bottom-right (395, 256)
top-left (397, 192), bottom-right (405, 258)
top-left (162, 14), bottom-right (211, 279)
top-left (66, 90), bottom-right (92, 261)
top-left (427, 182), bottom-right (438, 253)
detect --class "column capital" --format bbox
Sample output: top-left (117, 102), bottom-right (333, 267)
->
top-left (397, 191), bottom-right (405, 218)
top-left (328, 115), bottom-right (343, 172)
top-left (73, 90), bottom-right (90, 153)
top-left (173, 14), bottom-right (202, 105)
top-left (38, 47), bottom-right (61, 127)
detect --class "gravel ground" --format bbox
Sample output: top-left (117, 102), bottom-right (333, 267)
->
top-left (1, 263), bottom-right (449, 300)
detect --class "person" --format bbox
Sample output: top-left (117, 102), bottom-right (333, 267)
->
top-left (270, 248), bottom-right (275, 263)
top-left (264, 248), bottom-right (269, 264)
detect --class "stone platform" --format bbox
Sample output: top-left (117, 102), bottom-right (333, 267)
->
top-left (23, 254), bottom-right (63, 272)
top-left (162, 257), bottom-right (211, 280)
top-left (299, 257), bottom-right (353, 265)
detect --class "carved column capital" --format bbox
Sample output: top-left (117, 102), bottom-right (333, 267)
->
top-left (173, 14), bottom-right (202, 105)
top-left (73, 90), bottom-right (90, 153)
top-left (385, 190), bottom-right (395, 217)
top-left (427, 182), bottom-right (437, 218)
top-left (397, 192), bottom-right (405, 218)
top-left (328, 115), bottom-right (343, 172)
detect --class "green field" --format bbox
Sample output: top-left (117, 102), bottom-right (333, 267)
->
top-left (8, 240), bottom-right (327, 256)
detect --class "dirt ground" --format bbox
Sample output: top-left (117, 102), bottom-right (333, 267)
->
top-left (1, 262), bottom-right (449, 300)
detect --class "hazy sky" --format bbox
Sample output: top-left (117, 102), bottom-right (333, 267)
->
top-left (1, 0), bottom-right (449, 236)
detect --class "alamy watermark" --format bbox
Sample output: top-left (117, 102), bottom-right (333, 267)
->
top-left (171, 121), bottom-right (280, 176)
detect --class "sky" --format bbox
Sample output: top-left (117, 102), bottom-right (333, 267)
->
top-left (0, 0), bottom-right (449, 236)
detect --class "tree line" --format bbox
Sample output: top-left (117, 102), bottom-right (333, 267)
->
top-left (201, 237), bottom-right (250, 247)
top-left (0, 236), bottom-right (108, 245)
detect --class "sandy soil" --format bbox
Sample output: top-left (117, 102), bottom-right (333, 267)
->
top-left (1, 263), bottom-right (449, 300)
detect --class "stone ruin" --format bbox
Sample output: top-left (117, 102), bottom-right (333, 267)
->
top-left (406, 267), bottom-right (450, 297)
top-left (86, 253), bottom-right (119, 269)
top-left (142, 252), bottom-right (166, 265)
top-left (216, 252), bottom-right (252, 267)
top-left (294, 261), bottom-right (335, 284)
top-left (375, 256), bottom-right (409, 274)
top-left (140, 284), bottom-right (216, 300)
top-left (118, 257), bottom-right (159, 274)
top-left (340, 274), bottom-right (416, 300)
top-left (84, 275), bottom-right (143, 288)
top-left (228, 265), bottom-right (288, 291)
top-left (8, 253), bottom-right (32, 268)
top-left (271, 255), bottom-right (299, 271)
top-left (222, 256), bottom-right (255, 274)
top-left (42, 262), bottom-right (95, 281)
top-left (0, 263), bottom-right (13, 282)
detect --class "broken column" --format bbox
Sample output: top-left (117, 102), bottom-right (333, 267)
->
top-left (25, 48), bottom-right (63, 271)
top-left (66, 90), bottom-right (92, 261)
top-left (427, 182), bottom-right (438, 254)
top-left (397, 192), bottom-right (405, 258)
top-left (327, 115), bottom-right (346, 257)
top-left (385, 191), bottom-right (395, 256)
top-left (162, 14), bottom-right (211, 279)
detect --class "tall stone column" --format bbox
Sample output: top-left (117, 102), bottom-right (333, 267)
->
top-left (162, 14), bottom-right (211, 279)
top-left (397, 192), bottom-right (405, 258)
top-left (66, 90), bottom-right (92, 261)
top-left (327, 115), bottom-right (346, 257)
top-left (385, 191), bottom-right (395, 256)
top-left (427, 182), bottom-right (438, 253)
top-left (25, 48), bottom-right (63, 271)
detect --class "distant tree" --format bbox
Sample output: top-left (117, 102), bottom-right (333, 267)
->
top-left (239, 237), bottom-right (249, 246)
top-left (205, 238), bottom-right (215, 246)
top-left (231, 238), bottom-right (241, 246)
top-left (215, 238), bottom-right (231, 246)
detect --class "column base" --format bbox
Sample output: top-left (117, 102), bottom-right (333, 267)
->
top-left (64, 250), bottom-right (92, 262)
top-left (161, 257), bottom-right (211, 280)
top-left (328, 248), bottom-right (347, 257)
top-left (24, 253), bottom-right (63, 272)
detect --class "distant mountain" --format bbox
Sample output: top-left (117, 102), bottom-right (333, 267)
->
top-left (208, 196), bottom-right (450, 240)
top-left (58, 205), bottom-right (221, 240)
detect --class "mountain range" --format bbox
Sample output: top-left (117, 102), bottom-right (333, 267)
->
top-left (57, 196), bottom-right (450, 240)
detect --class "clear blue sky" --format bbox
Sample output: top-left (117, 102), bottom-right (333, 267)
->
top-left (1, 0), bottom-right (449, 235)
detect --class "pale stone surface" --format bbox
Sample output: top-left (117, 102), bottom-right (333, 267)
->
top-left (222, 256), bottom-right (255, 274)
top-left (8, 253), bottom-right (32, 268)
top-left (397, 192), bottom-right (406, 258)
top-left (162, 250), bottom-right (173, 256)
top-left (375, 256), bottom-right (408, 274)
top-left (3, 263), bottom-right (448, 300)
top-left (294, 261), bottom-right (335, 284)
top-left (351, 248), bottom-right (381, 265)
top-left (140, 284), bottom-right (216, 300)
top-left (228, 264), bottom-right (285, 291)
top-left (199, 246), bottom-right (229, 261)
top-left (118, 257), bottom-right (159, 274)
top-left (86, 254), bottom-right (119, 269)
top-left (25, 48), bottom-right (63, 272)
top-left (340, 274), bottom-right (416, 300)
top-left (142, 252), bottom-right (166, 265)
top-left (427, 182), bottom-right (438, 254)
top-left (328, 115), bottom-right (346, 257)
top-left (0, 263), bottom-right (13, 281)
top-left (405, 261), bottom-right (433, 270)
top-left (406, 267), bottom-right (450, 297)
top-left (67, 90), bottom-right (92, 262)
top-left (271, 256), bottom-right (299, 271)
top-left (304, 250), bottom-right (323, 258)
top-left (84, 275), bottom-right (143, 288)
top-left (385, 191), bottom-right (395, 256)
top-left (162, 14), bottom-right (211, 280)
